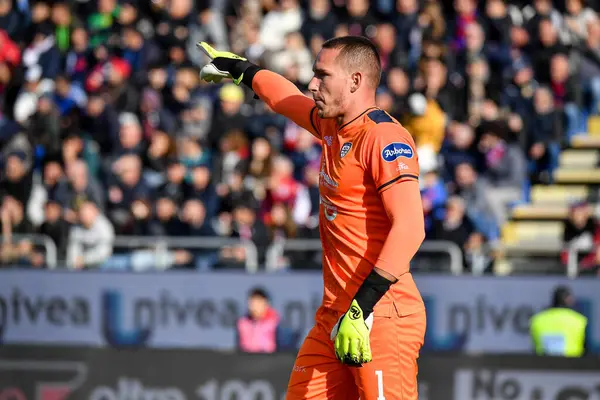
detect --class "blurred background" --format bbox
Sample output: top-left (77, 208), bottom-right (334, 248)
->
top-left (1, 0), bottom-right (600, 398)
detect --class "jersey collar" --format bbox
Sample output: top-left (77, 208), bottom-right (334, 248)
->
top-left (337, 106), bottom-right (379, 135)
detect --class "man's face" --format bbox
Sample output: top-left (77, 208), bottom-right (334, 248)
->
top-left (157, 198), bottom-right (176, 220)
top-left (183, 199), bottom-right (206, 226)
top-left (119, 123), bottom-right (142, 148)
top-left (309, 48), bottom-right (351, 119)
top-left (56, 79), bottom-right (70, 97)
top-left (68, 162), bottom-right (88, 191)
top-left (44, 161), bottom-right (63, 185)
top-left (72, 28), bottom-right (88, 51)
top-left (79, 203), bottom-right (96, 227)
top-left (120, 160), bottom-right (141, 187)
top-left (45, 202), bottom-right (61, 222)
top-left (539, 20), bottom-right (557, 46)
top-left (534, 89), bottom-right (553, 113)
top-left (550, 56), bottom-right (569, 82)
top-left (5, 156), bottom-right (25, 181)
top-left (87, 97), bottom-right (104, 116)
top-left (168, 163), bottom-right (186, 183)
top-left (455, 163), bottom-right (476, 187)
top-left (192, 166), bottom-right (210, 189)
top-left (0, 0), bottom-right (11, 15)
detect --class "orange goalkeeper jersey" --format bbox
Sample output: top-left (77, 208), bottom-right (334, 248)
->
top-left (252, 70), bottom-right (425, 317)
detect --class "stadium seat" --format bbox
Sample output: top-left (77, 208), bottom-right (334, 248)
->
top-left (559, 149), bottom-right (599, 168)
top-left (501, 221), bottom-right (564, 250)
top-left (529, 185), bottom-right (589, 205)
top-left (570, 134), bottom-right (600, 149)
top-left (554, 168), bottom-right (600, 184)
top-left (588, 116), bottom-right (600, 136)
top-left (510, 204), bottom-right (568, 220)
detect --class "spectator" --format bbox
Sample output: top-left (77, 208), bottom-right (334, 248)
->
top-left (1, 195), bottom-right (34, 263)
top-left (0, 29), bottom-right (21, 68)
top-left (528, 87), bottom-right (561, 183)
top-left (403, 92), bottom-right (446, 171)
top-left (429, 196), bottom-right (486, 271)
top-left (13, 65), bottom-right (55, 125)
top-left (38, 200), bottom-right (70, 262)
top-left (269, 32), bottom-right (313, 86)
top-left (1, 150), bottom-right (33, 214)
top-left (181, 199), bottom-right (219, 270)
top-left (502, 54), bottom-right (539, 126)
top-left (148, 195), bottom-right (186, 237)
top-left (146, 129), bottom-right (177, 175)
top-left (533, 18), bottom-right (568, 85)
top-left (64, 27), bottom-right (91, 86)
top-left (564, 0), bottom-right (597, 44)
top-left (441, 122), bottom-right (478, 182)
top-left (51, 2), bottom-right (79, 54)
top-left (221, 199), bottom-right (269, 268)
top-left (549, 53), bottom-right (584, 140)
top-left (208, 83), bottom-right (249, 149)
top-left (300, 0), bottom-right (338, 50)
top-left (384, 67), bottom-right (411, 119)
top-left (213, 129), bottom-right (249, 191)
top-left (106, 154), bottom-right (151, 234)
top-left (523, 0), bottom-right (568, 47)
top-left (186, 165), bottom-right (219, 220)
top-left (394, 0), bottom-right (420, 65)
top-left (561, 201), bottom-right (600, 275)
top-left (453, 162), bottom-right (499, 242)
top-left (236, 287), bottom-right (281, 353)
top-left (56, 159), bottom-right (105, 222)
top-left (66, 200), bottom-right (115, 269)
top-left (27, 94), bottom-right (62, 160)
top-left (260, 0), bottom-right (303, 52)
top-left (264, 155), bottom-right (311, 226)
top-left (576, 21), bottom-right (600, 116)
top-left (42, 158), bottom-right (64, 202)
top-left (478, 121), bottom-right (527, 227)
top-left (0, 0), bottom-right (22, 41)
top-left (421, 169), bottom-right (448, 234)
top-left (180, 136), bottom-right (211, 174)
top-left (83, 93), bottom-right (120, 156)
top-left (22, 23), bottom-right (61, 79)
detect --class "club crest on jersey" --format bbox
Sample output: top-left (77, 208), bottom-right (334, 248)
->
top-left (381, 142), bottom-right (413, 162)
top-left (340, 142), bottom-right (352, 158)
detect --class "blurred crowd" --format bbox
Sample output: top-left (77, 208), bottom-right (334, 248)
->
top-left (1, 0), bottom-right (600, 272)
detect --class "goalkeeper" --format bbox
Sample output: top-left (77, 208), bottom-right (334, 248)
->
top-left (198, 36), bottom-right (426, 400)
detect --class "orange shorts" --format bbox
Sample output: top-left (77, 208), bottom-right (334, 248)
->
top-left (286, 303), bottom-right (426, 400)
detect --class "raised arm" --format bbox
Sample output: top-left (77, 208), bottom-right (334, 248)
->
top-left (251, 70), bottom-right (320, 138)
top-left (197, 42), bottom-right (321, 138)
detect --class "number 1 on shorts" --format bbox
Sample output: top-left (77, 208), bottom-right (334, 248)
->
top-left (375, 370), bottom-right (385, 400)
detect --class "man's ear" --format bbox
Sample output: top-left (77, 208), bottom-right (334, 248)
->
top-left (350, 72), bottom-right (362, 93)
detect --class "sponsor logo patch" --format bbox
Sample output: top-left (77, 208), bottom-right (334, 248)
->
top-left (381, 142), bottom-right (413, 162)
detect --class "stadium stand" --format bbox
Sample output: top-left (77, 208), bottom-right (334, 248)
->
top-left (1, 0), bottom-right (600, 276)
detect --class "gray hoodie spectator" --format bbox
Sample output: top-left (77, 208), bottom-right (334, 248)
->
top-left (67, 201), bottom-right (115, 269)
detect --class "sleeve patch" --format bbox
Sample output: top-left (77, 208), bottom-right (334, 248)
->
top-left (381, 142), bottom-right (414, 162)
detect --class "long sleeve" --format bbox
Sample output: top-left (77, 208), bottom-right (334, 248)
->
top-left (362, 123), bottom-right (425, 278)
top-left (251, 70), bottom-right (321, 138)
top-left (376, 180), bottom-right (425, 278)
